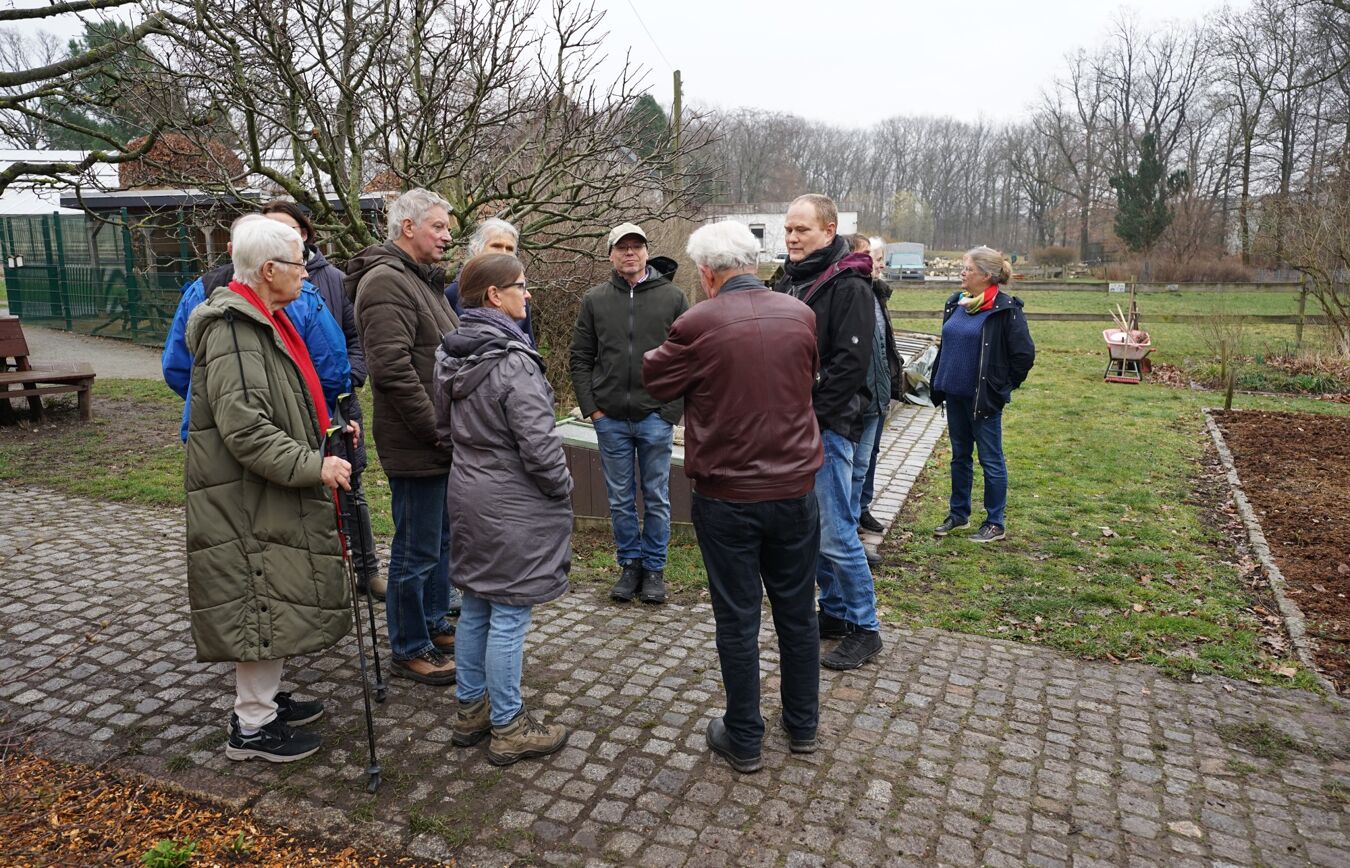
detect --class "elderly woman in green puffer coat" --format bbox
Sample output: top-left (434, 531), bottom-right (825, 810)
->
top-left (184, 214), bottom-right (355, 764)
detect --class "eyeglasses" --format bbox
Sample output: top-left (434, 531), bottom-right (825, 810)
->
top-left (270, 259), bottom-right (306, 269)
top-left (499, 280), bottom-right (528, 292)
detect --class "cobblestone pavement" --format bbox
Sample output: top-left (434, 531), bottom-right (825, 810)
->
top-left (4, 461), bottom-right (1350, 865)
top-left (861, 404), bottom-right (946, 554)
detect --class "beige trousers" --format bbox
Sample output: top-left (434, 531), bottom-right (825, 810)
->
top-left (234, 659), bottom-right (285, 730)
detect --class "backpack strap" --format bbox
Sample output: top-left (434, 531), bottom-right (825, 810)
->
top-left (800, 261), bottom-right (848, 306)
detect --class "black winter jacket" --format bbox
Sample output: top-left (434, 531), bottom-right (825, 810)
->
top-left (930, 290), bottom-right (1035, 420)
top-left (570, 256), bottom-right (688, 424)
top-left (773, 237), bottom-right (877, 441)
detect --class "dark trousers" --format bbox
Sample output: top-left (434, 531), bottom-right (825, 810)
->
top-left (337, 474), bottom-right (379, 579)
top-left (692, 491), bottom-right (821, 757)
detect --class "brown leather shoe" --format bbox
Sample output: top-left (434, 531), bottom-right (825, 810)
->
top-left (390, 649), bottom-right (456, 686)
top-left (431, 630), bottom-right (455, 653)
top-left (452, 696), bottom-right (491, 746)
top-left (487, 709), bottom-right (569, 766)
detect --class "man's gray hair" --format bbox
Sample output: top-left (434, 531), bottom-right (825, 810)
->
top-left (232, 215), bottom-right (302, 288)
top-left (468, 217), bottom-right (519, 256)
top-left (385, 188), bottom-right (453, 242)
top-left (686, 221), bottom-right (761, 272)
top-left (869, 236), bottom-right (885, 253)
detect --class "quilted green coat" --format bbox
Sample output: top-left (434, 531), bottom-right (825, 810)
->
top-left (183, 287), bottom-right (351, 663)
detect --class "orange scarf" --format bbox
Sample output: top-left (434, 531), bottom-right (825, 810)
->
top-left (958, 285), bottom-right (998, 314)
top-left (227, 280), bottom-right (330, 436)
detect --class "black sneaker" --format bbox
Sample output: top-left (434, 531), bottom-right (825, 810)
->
top-left (610, 561), bottom-right (642, 602)
top-left (780, 715), bottom-right (817, 754)
top-left (818, 610), bottom-right (853, 640)
top-left (638, 568), bottom-right (667, 604)
top-left (273, 692), bottom-right (323, 726)
top-left (822, 629), bottom-right (882, 670)
top-left (970, 522), bottom-right (1006, 543)
top-left (859, 511), bottom-right (884, 533)
top-left (933, 516), bottom-right (971, 537)
top-left (225, 715), bottom-right (321, 763)
top-left (705, 718), bottom-right (762, 773)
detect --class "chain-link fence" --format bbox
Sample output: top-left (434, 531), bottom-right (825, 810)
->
top-left (0, 212), bottom-right (203, 347)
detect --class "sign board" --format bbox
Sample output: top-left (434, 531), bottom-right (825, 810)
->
top-left (1108, 282), bottom-right (1126, 293)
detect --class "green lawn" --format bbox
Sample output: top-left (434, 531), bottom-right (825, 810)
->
top-left (890, 286), bottom-right (1307, 318)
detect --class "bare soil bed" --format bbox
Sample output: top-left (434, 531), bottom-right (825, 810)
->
top-left (1213, 410), bottom-right (1350, 689)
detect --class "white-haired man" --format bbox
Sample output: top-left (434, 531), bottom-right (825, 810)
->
top-left (444, 218), bottom-right (534, 344)
top-left (858, 236), bottom-right (902, 536)
top-left (346, 189), bottom-right (459, 687)
top-left (644, 220), bottom-right (823, 772)
top-left (774, 193), bottom-right (883, 671)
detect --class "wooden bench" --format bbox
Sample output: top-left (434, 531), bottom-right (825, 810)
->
top-left (0, 316), bottom-right (96, 422)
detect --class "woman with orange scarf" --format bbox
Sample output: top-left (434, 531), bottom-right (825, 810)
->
top-left (929, 245), bottom-right (1035, 543)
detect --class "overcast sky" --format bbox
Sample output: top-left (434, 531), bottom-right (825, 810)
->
top-left (8, 0), bottom-right (1236, 126)
top-left (591, 0), bottom-right (1235, 126)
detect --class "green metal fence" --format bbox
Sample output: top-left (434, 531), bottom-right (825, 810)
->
top-left (0, 211), bottom-right (200, 347)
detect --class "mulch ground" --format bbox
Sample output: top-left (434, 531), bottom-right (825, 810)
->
top-left (0, 748), bottom-right (433, 867)
top-left (1213, 410), bottom-right (1350, 691)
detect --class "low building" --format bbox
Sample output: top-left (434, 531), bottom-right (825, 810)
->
top-left (703, 203), bottom-right (859, 261)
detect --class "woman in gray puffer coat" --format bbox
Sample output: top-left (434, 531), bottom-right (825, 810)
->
top-left (433, 252), bottom-right (574, 767)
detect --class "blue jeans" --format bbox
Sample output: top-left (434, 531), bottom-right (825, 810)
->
top-left (593, 413), bottom-right (673, 570)
top-left (455, 592), bottom-right (533, 726)
top-left (387, 475), bottom-right (456, 661)
top-left (944, 395), bottom-right (1007, 527)
top-left (815, 430), bottom-right (880, 632)
top-left (850, 412), bottom-right (884, 521)
top-left (859, 410), bottom-right (887, 515)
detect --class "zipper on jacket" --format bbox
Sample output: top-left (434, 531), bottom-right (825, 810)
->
top-left (625, 284), bottom-right (635, 418)
top-left (974, 318), bottom-right (988, 422)
top-left (225, 310), bottom-right (250, 402)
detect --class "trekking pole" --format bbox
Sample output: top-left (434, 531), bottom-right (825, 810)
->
top-left (343, 415), bottom-right (387, 703)
top-left (326, 414), bottom-right (382, 794)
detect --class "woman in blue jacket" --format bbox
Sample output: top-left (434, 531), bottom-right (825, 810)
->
top-left (929, 246), bottom-right (1035, 543)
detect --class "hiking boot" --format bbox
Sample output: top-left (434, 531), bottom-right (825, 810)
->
top-left (970, 522), bottom-right (1006, 543)
top-left (356, 572), bottom-right (387, 601)
top-left (705, 718), bottom-right (762, 773)
top-left (933, 516), bottom-right (971, 537)
top-left (780, 715), bottom-right (818, 754)
top-left (225, 715), bottom-right (320, 763)
top-left (487, 710), bottom-right (569, 766)
top-left (610, 561), bottom-right (642, 602)
top-left (865, 548), bottom-right (882, 567)
top-left (822, 629), bottom-right (882, 670)
top-left (273, 692), bottom-right (323, 726)
top-left (431, 628), bottom-right (455, 654)
top-left (451, 695), bottom-right (492, 747)
top-left (391, 649), bottom-right (457, 686)
top-left (859, 511), bottom-right (884, 533)
top-left (818, 609), bottom-right (853, 640)
top-left (638, 568), bottom-right (667, 604)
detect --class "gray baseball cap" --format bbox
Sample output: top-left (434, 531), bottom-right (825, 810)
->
top-left (607, 222), bottom-right (648, 250)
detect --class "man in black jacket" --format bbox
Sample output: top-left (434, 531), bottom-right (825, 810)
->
top-left (570, 223), bottom-right (689, 605)
top-left (774, 195), bottom-right (883, 670)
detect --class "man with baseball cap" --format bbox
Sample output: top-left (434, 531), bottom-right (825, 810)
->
top-left (570, 222), bottom-right (688, 604)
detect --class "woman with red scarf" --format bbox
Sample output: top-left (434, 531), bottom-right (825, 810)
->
top-left (183, 215), bottom-right (357, 764)
top-left (929, 245), bottom-right (1036, 543)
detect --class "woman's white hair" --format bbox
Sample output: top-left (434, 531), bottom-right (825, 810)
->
top-left (686, 221), bottom-right (760, 272)
top-left (232, 215), bottom-right (303, 288)
top-left (468, 217), bottom-right (519, 255)
top-left (385, 187), bottom-right (453, 242)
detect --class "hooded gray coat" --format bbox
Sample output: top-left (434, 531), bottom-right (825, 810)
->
top-left (183, 287), bottom-right (351, 663)
top-left (434, 318), bottom-right (573, 605)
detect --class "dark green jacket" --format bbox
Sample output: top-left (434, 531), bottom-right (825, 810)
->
top-left (570, 256), bottom-right (688, 423)
top-left (184, 287), bottom-right (351, 663)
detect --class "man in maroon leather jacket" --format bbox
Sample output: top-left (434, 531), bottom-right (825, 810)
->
top-left (643, 220), bottom-right (824, 773)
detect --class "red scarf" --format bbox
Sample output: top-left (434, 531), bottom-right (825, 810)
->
top-left (959, 284), bottom-right (999, 314)
top-left (227, 280), bottom-right (330, 436)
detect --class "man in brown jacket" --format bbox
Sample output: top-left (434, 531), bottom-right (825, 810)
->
top-left (347, 189), bottom-right (459, 686)
top-left (644, 220), bottom-right (823, 774)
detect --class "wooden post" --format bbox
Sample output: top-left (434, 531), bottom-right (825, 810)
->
top-left (1295, 278), bottom-right (1309, 350)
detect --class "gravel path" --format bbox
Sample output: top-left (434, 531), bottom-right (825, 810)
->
top-left (16, 324), bottom-right (163, 379)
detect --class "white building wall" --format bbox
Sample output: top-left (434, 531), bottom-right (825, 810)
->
top-left (704, 210), bottom-right (859, 259)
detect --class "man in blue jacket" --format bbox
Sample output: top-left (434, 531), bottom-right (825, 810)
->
top-left (162, 226), bottom-right (350, 442)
